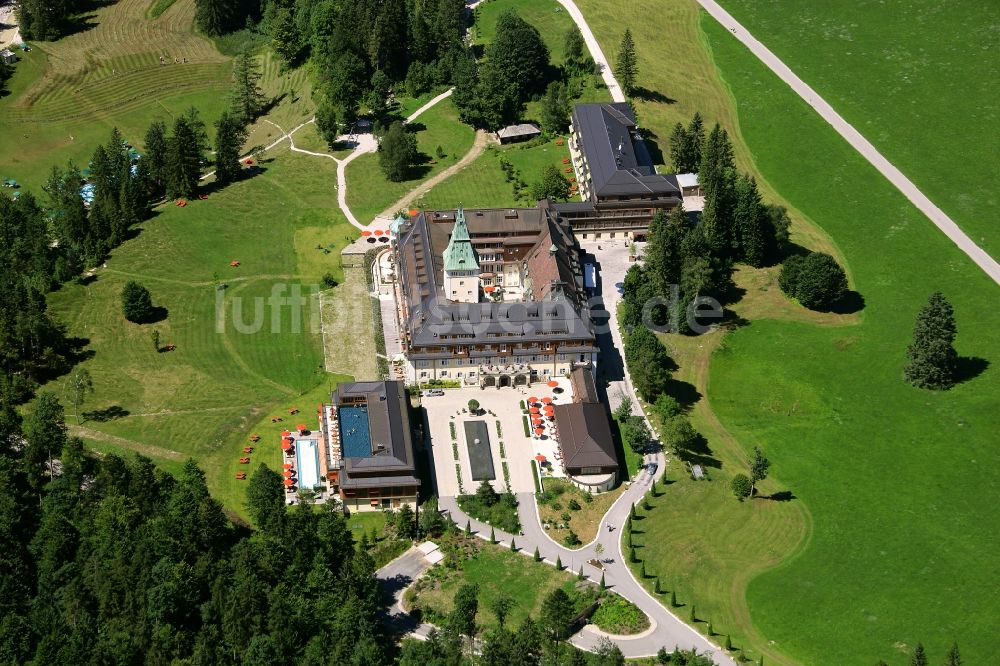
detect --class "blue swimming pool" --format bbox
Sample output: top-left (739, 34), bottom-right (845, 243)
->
top-left (338, 405), bottom-right (373, 458)
top-left (295, 438), bottom-right (321, 490)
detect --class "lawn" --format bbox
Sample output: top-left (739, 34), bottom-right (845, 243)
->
top-left (44, 148), bottom-right (360, 517)
top-left (537, 478), bottom-right (624, 548)
top-left (569, 0), bottom-right (1000, 664)
top-left (417, 138), bottom-right (574, 210)
top-left (0, 0), bottom-right (233, 190)
top-left (716, 0), bottom-right (1000, 261)
top-left (408, 538), bottom-right (594, 630)
top-left (344, 98), bottom-right (475, 223)
top-left (698, 15), bottom-right (1000, 665)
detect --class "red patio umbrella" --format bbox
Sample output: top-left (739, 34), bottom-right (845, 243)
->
top-left (374, 229), bottom-right (383, 236)
top-left (283, 479), bottom-right (294, 487)
top-left (529, 406), bottom-right (540, 414)
top-left (281, 429), bottom-right (291, 437)
top-left (541, 397), bottom-right (553, 404)
top-left (534, 454), bottom-right (547, 462)
top-left (547, 380), bottom-right (559, 388)
top-left (544, 404), bottom-right (555, 412)
top-left (283, 470), bottom-right (294, 478)
top-left (282, 463), bottom-right (293, 470)
top-left (531, 416), bottom-right (543, 425)
top-left (296, 423), bottom-right (307, 432)
top-left (534, 428), bottom-right (545, 435)
top-left (361, 230), bottom-right (372, 237)
top-left (281, 437), bottom-right (294, 450)
top-left (528, 396), bottom-right (539, 404)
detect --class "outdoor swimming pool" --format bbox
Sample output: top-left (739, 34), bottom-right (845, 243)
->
top-left (295, 438), bottom-right (321, 490)
top-left (339, 405), bottom-right (373, 458)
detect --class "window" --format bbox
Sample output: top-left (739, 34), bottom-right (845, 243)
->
top-left (581, 466), bottom-right (601, 475)
top-left (457, 371), bottom-right (463, 377)
top-left (441, 371), bottom-right (448, 377)
top-left (381, 499), bottom-right (391, 508)
top-left (557, 354), bottom-right (566, 361)
top-left (500, 345), bottom-right (507, 353)
top-left (420, 371), bottom-right (428, 377)
top-left (543, 369), bottom-right (550, 374)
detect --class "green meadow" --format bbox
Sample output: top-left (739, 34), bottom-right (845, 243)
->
top-left (717, 0), bottom-right (1000, 260)
top-left (45, 149), bottom-right (357, 516)
top-left (699, 15), bottom-right (1000, 665)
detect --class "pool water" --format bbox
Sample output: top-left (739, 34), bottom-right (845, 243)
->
top-left (295, 438), bottom-right (321, 490)
top-left (338, 405), bottom-right (373, 458)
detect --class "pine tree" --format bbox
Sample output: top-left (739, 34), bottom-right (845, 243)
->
top-left (707, 620), bottom-right (714, 635)
top-left (725, 635), bottom-right (733, 651)
top-left (689, 605), bottom-right (696, 622)
top-left (121, 281), bottom-right (154, 323)
top-left (142, 120), bottom-right (169, 198)
top-left (734, 174), bottom-right (766, 267)
top-left (640, 561), bottom-right (646, 578)
top-left (214, 111), bottom-right (247, 186)
top-left (533, 546), bottom-right (541, 561)
top-left (654, 576), bottom-right (662, 594)
top-left (378, 121), bottom-right (418, 182)
top-left (668, 122), bottom-right (690, 173)
top-left (944, 642), bottom-right (962, 666)
top-left (904, 292), bottom-right (958, 390)
top-left (510, 537), bottom-right (517, 551)
top-left (599, 572), bottom-right (606, 590)
top-left (195, 0), bottom-right (236, 36)
top-left (231, 50), bottom-right (266, 124)
top-left (166, 111), bottom-right (207, 199)
top-left (629, 545), bottom-right (636, 563)
top-left (687, 112), bottom-right (705, 168)
top-left (489, 526), bottom-right (496, 544)
top-left (615, 29), bottom-right (638, 96)
top-left (670, 590), bottom-right (677, 607)
top-left (577, 565), bottom-right (584, 580)
top-left (555, 555), bottom-right (562, 570)
top-left (465, 520), bottom-right (472, 535)
top-left (910, 643), bottom-right (927, 666)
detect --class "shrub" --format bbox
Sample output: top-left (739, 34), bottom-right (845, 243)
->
top-left (591, 596), bottom-right (649, 635)
top-left (121, 281), bottom-right (154, 323)
top-left (568, 499), bottom-right (581, 511)
top-left (321, 272), bottom-right (339, 288)
top-left (778, 251), bottom-right (848, 310)
top-left (731, 473), bottom-right (752, 501)
top-left (564, 530), bottom-right (581, 546)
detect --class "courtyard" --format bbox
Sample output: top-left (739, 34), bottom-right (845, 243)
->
top-left (422, 377), bottom-right (575, 497)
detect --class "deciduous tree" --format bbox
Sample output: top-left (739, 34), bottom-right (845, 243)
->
top-left (731, 473), bottom-right (751, 501)
top-left (530, 163), bottom-right (571, 202)
top-left (378, 121), bottom-right (418, 182)
top-left (749, 446), bottom-right (770, 497)
top-left (65, 368), bottom-right (93, 425)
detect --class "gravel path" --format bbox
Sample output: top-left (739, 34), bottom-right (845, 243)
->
top-left (695, 0), bottom-right (1000, 286)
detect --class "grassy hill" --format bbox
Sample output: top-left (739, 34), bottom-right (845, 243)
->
top-left (716, 0), bottom-right (1000, 262)
top-left (571, 0), bottom-right (1000, 663)
top-left (0, 0), bottom-right (233, 189)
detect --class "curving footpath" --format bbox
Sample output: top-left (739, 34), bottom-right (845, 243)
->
top-left (695, 0), bottom-right (1000, 287)
top-left (554, 0), bottom-right (624, 103)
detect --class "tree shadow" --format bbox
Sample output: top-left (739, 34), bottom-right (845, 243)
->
top-left (664, 379), bottom-right (701, 410)
top-left (82, 405), bottom-right (130, 422)
top-left (259, 92), bottom-right (287, 118)
top-left (61, 12), bottom-right (100, 38)
top-left (675, 432), bottom-right (721, 469)
top-left (766, 490), bottom-right (797, 502)
top-left (407, 122), bottom-right (427, 134)
top-left (823, 290), bottom-right (865, 315)
top-left (632, 87), bottom-right (676, 104)
top-left (144, 306), bottom-right (169, 324)
top-left (954, 356), bottom-right (989, 384)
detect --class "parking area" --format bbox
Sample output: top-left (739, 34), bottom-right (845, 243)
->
top-left (423, 386), bottom-right (553, 496)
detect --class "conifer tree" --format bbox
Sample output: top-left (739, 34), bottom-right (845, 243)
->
top-left (944, 642), bottom-right (962, 666)
top-left (142, 120), bottom-right (169, 198)
top-left (231, 50), bottom-right (266, 124)
top-left (734, 174), bottom-right (766, 267)
top-left (533, 546), bottom-right (541, 561)
top-left (615, 29), bottom-right (638, 95)
top-left (910, 643), bottom-right (928, 666)
top-left (555, 555), bottom-right (562, 570)
top-left (214, 111), bottom-right (247, 186)
top-left (904, 292), bottom-right (958, 390)
top-left (510, 537), bottom-right (517, 551)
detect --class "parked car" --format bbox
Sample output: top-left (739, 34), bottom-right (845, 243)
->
top-left (421, 389), bottom-right (445, 397)
top-left (646, 462), bottom-right (658, 475)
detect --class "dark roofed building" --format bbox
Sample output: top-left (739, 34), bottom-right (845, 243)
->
top-left (320, 381), bottom-right (421, 512)
top-left (553, 402), bottom-right (618, 476)
top-left (393, 206), bottom-right (598, 388)
top-left (558, 102), bottom-right (683, 240)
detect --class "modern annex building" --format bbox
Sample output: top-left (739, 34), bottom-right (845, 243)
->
top-left (318, 381), bottom-right (421, 512)
top-left (558, 102), bottom-right (682, 238)
top-left (392, 205), bottom-right (598, 388)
